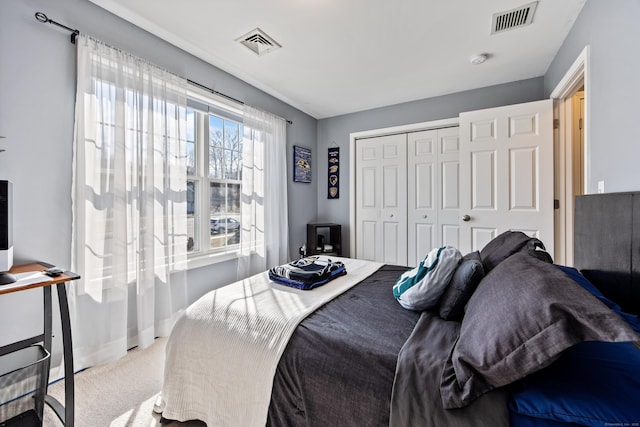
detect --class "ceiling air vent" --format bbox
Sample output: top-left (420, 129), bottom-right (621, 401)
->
top-left (236, 28), bottom-right (282, 56)
top-left (491, 1), bottom-right (538, 34)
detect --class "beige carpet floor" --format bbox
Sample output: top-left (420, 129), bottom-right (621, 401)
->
top-left (43, 338), bottom-right (204, 427)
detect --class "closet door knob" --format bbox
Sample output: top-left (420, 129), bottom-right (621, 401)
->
top-left (462, 214), bottom-right (471, 222)
top-left (389, 213), bottom-right (394, 218)
top-left (423, 215), bottom-right (428, 219)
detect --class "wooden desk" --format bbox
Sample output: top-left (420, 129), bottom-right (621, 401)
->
top-left (0, 262), bottom-right (80, 427)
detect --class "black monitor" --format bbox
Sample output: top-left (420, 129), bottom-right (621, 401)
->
top-left (0, 180), bottom-right (16, 285)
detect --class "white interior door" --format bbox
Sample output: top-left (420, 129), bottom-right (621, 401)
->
top-left (459, 99), bottom-right (554, 254)
top-left (355, 134), bottom-right (407, 264)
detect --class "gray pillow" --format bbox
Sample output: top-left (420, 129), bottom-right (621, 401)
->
top-left (440, 252), bottom-right (640, 409)
top-left (438, 251), bottom-right (484, 321)
top-left (479, 231), bottom-right (534, 272)
top-left (518, 238), bottom-right (553, 264)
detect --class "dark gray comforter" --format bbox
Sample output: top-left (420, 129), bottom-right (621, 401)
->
top-left (267, 265), bottom-right (419, 426)
top-left (390, 312), bottom-right (510, 426)
top-left (267, 265), bottom-right (510, 426)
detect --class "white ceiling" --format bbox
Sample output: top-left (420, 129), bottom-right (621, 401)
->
top-left (88, 0), bottom-right (586, 119)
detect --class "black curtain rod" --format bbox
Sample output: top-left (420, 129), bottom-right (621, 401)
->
top-left (187, 79), bottom-right (293, 125)
top-left (35, 12), bottom-right (79, 44)
top-left (34, 12), bottom-right (293, 125)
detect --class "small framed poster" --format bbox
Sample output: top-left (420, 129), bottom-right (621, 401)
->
top-left (293, 145), bottom-right (312, 183)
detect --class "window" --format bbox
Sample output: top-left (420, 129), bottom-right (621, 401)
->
top-left (185, 85), bottom-right (289, 274)
top-left (186, 94), bottom-right (244, 259)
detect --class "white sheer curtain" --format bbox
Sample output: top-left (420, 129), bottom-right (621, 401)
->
top-left (237, 105), bottom-right (289, 278)
top-left (70, 35), bottom-right (188, 370)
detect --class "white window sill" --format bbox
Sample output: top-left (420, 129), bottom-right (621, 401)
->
top-left (187, 249), bottom-right (240, 270)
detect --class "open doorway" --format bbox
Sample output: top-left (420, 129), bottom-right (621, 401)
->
top-left (571, 90), bottom-right (585, 200)
top-left (551, 46), bottom-right (590, 266)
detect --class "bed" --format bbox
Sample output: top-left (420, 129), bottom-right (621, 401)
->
top-left (159, 192), bottom-right (640, 426)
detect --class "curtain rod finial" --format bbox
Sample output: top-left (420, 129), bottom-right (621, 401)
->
top-left (35, 12), bottom-right (49, 23)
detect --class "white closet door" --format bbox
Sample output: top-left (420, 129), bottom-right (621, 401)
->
top-left (355, 134), bottom-right (407, 265)
top-left (459, 99), bottom-right (554, 254)
top-left (407, 130), bottom-right (437, 266)
top-left (407, 127), bottom-right (460, 266)
top-left (437, 127), bottom-right (462, 251)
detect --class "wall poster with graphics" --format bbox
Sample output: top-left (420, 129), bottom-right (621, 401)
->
top-left (328, 147), bottom-right (339, 199)
top-left (293, 145), bottom-right (312, 183)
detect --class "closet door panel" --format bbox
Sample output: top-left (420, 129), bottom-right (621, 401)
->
top-left (472, 227), bottom-right (497, 252)
top-left (383, 221), bottom-right (402, 264)
top-left (361, 167), bottom-right (377, 207)
top-left (407, 127), bottom-right (460, 265)
top-left (415, 163), bottom-right (434, 209)
top-left (408, 130), bottom-right (437, 265)
top-left (414, 223), bottom-right (435, 263)
top-left (441, 162), bottom-right (459, 210)
top-left (355, 134), bottom-right (407, 264)
top-left (361, 220), bottom-right (378, 261)
top-left (380, 135), bottom-right (407, 265)
top-left (383, 166), bottom-right (400, 208)
top-left (438, 127), bottom-right (461, 251)
top-left (355, 139), bottom-right (381, 262)
top-left (442, 224), bottom-right (460, 249)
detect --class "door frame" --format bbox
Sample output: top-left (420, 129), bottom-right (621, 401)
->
top-left (349, 118), bottom-right (458, 258)
top-left (550, 45), bottom-right (591, 266)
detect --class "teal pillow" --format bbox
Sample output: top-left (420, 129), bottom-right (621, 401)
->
top-left (393, 246), bottom-right (461, 311)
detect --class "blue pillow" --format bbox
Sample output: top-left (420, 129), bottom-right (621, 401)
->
top-left (510, 265), bottom-right (640, 426)
top-left (510, 412), bottom-right (582, 427)
top-left (509, 341), bottom-right (640, 426)
top-left (556, 265), bottom-right (640, 334)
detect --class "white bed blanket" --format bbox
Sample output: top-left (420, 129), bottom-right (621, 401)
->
top-left (161, 257), bottom-right (383, 426)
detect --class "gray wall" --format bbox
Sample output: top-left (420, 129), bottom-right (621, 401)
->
top-left (3, 0), bottom-right (635, 363)
top-left (316, 78), bottom-right (545, 256)
top-left (0, 0), bottom-right (317, 350)
top-left (544, 0), bottom-right (640, 194)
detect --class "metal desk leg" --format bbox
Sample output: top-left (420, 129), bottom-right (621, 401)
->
top-left (43, 282), bottom-right (74, 426)
top-left (43, 287), bottom-right (52, 360)
top-left (57, 282), bottom-right (74, 427)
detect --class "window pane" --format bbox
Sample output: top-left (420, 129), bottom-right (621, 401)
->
top-left (186, 109), bottom-right (196, 142)
top-left (209, 181), bottom-right (241, 248)
top-left (227, 149), bottom-right (241, 180)
top-left (186, 109), bottom-right (196, 175)
top-left (224, 150), bottom-right (234, 180)
top-left (209, 151), bottom-right (224, 180)
top-left (187, 180), bottom-right (198, 252)
top-left (224, 120), bottom-right (240, 150)
top-left (209, 116), bottom-right (223, 148)
top-left (210, 182), bottom-right (225, 248)
top-left (209, 116), bottom-right (224, 179)
top-left (227, 183), bottom-right (241, 215)
top-left (186, 141), bottom-right (195, 176)
top-left (210, 182), bottom-right (225, 216)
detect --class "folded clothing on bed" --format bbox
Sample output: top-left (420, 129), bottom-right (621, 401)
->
top-left (269, 256), bottom-right (346, 290)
